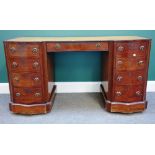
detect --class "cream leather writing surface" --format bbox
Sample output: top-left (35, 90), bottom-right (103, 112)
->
top-left (6, 36), bottom-right (150, 42)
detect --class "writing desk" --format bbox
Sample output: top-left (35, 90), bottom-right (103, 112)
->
top-left (4, 36), bottom-right (151, 115)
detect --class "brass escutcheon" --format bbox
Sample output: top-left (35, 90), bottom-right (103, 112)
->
top-left (10, 47), bottom-right (16, 53)
top-left (96, 43), bottom-right (101, 48)
top-left (140, 45), bottom-right (145, 51)
top-left (35, 92), bottom-right (41, 97)
top-left (117, 46), bottom-right (124, 52)
top-left (32, 47), bottom-right (39, 54)
top-left (55, 43), bottom-right (61, 49)
top-left (16, 93), bottom-right (21, 97)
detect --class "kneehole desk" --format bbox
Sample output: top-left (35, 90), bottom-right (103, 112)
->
top-left (3, 36), bottom-right (151, 115)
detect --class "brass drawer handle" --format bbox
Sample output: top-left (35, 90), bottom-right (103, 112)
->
top-left (136, 91), bottom-right (142, 96)
top-left (35, 92), bottom-right (41, 97)
top-left (116, 91), bottom-right (122, 96)
top-left (117, 76), bottom-right (123, 81)
top-left (16, 93), bottom-right (21, 97)
top-left (140, 45), bottom-right (145, 51)
top-left (10, 47), bottom-right (16, 53)
top-left (12, 62), bottom-right (18, 68)
top-left (137, 76), bottom-right (143, 81)
top-left (117, 60), bottom-right (123, 65)
top-left (117, 46), bottom-right (124, 52)
top-left (55, 43), bottom-right (61, 49)
top-left (96, 43), bottom-right (101, 48)
top-left (32, 48), bottom-right (39, 54)
top-left (138, 60), bottom-right (144, 65)
top-left (33, 62), bottom-right (39, 68)
top-left (14, 76), bottom-right (19, 82)
top-left (34, 77), bottom-right (39, 81)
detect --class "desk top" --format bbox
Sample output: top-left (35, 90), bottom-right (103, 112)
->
top-left (5, 36), bottom-right (150, 42)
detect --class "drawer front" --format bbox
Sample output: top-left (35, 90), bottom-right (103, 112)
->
top-left (114, 71), bottom-right (145, 85)
top-left (8, 42), bottom-right (41, 58)
top-left (9, 58), bottom-right (41, 72)
top-left (12, 73), bottom-right (42, 87)
top-left (114, 85), bottom-right (144, 102)
top-left (115, 41), bottom-right (147, 58)
top-left (116, 57), bottom-right (146, 71)
top-left (47, 42), bottom-right (108, 52)
top-left (13, 88), bottom-right (43, 104)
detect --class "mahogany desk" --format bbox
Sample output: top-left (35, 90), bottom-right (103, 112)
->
top-left (3, 36), bottom-right (151, 115)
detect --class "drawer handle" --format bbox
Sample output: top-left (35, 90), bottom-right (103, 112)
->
top-left (16, 93), bottom-right (21, 97)
top-left (32, 48), bottom-right (39, 54)
top-left (137, 76), bottom-right (143, 81)
top-left (138, 60), bottom-right (144, 65)
top-left (133, 53), bottom-right (137, 57)
top-left (33, 62), bottom-right (39, 68)
top-left (10, 47), bottom-right (16, 53)
top-left (12, 62), bottom-right (18, 68)
top-left (14, 76), bottom-right (19, 82)
top-left (136, 91), bottom-right (142, 96)
top-left (117, 76), bottom-right (123, 81)
top-left (34, 77), bottom-right (39, 81)
top-left (140, 45), bottom-right (145, 51)
top-left (117, 60), bottom-right (123, 65)
top-left (55, 43), bottom-right (61, 49)
top-left (96, 43), bottom-right (101, 48)
top-left (117, 46), bottom-right (124, 52)
top-left (116, 91), bottom-right (122, 96)
top-left (35, 92), bottom-right (41, 97)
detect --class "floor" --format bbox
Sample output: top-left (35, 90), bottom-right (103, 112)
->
top-left (0, 93), bottom-right (155, 124)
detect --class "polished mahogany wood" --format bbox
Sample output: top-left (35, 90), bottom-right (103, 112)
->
top-left (3, 36), bottom-right (151, 115)
top-left (106, 102), bottom-right (147, 113)
top-left (113, 85), bottom-right (144, 102)
top-left (9, 58), bottom-right (42, 72)
top-left (11, 72), bottom-right (42, 87)
top-left (47, 42), bottom-right (108, 52)
top-left (13, 87), bottom-right (43, 104)
top-left (8, 42), bottom-right (41, 58)
top-left (115, 57), bottom-right (146, 71)
top-left (101, 84), bottom-right (147, 113)
top-left (115, 40), bottom-right (147, 58)
top-left (114, 70), bottom-right (145, 85)
top-left (101, 39), bottom-right (151, 113)
top-left (4, 41), bottom-right (55, 114)
top-left (9, 85), bottom-right (56, 115)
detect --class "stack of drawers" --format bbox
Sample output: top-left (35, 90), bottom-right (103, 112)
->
top-left (113, 41), bottom-right (148, 103)
top-left (6, 42), bottom-right (44, 104)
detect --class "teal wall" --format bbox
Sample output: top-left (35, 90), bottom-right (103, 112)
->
top-left (0, 30), bottom-right (154, 82)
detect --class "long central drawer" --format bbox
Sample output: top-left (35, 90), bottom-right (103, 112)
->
top-left (46, 42), bottom-right (108, 52)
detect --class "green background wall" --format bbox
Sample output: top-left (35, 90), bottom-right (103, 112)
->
top-left (0, 30), bottom-right (154, 82)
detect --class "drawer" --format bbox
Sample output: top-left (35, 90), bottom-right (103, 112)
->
top-left (7, 42), bottom-right (41, 58)
top-left (13, 88), bottom-right (43, 104)
top-left (11, 72), bottom-right (42, 87)
top-left (9, 58), bottom-right (41, 72)
top-left (114, 71), bottom-right (145, 85)
top-left (114, 85), bottom-right (144, 102)
top-left (115, 57), bottom-right (146, 71)
top-left (47, 42), bottom-right (108, 52)
top-left (115, 41), bottom-right (147, 58)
